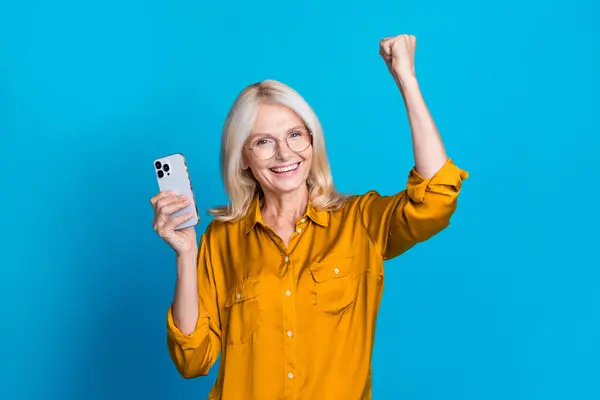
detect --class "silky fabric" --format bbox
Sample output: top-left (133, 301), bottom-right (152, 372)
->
top-left (167, 158), bottom-right (469, 400)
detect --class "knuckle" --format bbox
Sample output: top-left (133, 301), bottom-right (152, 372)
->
top-left (158, 204), bottom-right (167, 214)
top-left (163, 205), bottom-right (174, 215)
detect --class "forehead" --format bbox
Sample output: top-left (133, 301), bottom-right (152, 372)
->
top-left (251, 103), bottom-right (305, 135)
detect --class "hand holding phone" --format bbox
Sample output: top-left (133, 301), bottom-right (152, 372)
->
top-left (150, 153), bottom-right (200, 254)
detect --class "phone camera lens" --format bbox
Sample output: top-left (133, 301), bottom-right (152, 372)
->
top-left (157, 170), bottom-right (164, 178)
top-left (155, 161), bottom-right (162, 169)
top-left (163, 164), bottom-right (170, 172)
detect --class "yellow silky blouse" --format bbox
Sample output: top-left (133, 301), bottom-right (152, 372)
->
top-left (166, 159), bottom-right (468, 400)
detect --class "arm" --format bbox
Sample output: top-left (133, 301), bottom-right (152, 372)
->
top-left (359, 160), bottom-right (468, 259)
top-left (172, 251), bottom-right (199, 335)
top-left (380, 34), bottom-right (447, 178)
top-left (360, 35), bottom-right (468, 260)
top-left (395, 75), bottom-right (448, 178)
top-left (167, 232), bottom-right (222, 378)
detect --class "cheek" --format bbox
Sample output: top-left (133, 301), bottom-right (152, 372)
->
top-left (250, 163), bottom-right (275, 185)
top-left (246, 155), bottom-right (269, 174)
top-left (303, 158), bottom-right (312, 172)
top-left (302, 152), bottom-right (313, 170)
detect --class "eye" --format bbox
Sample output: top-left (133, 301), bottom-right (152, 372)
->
top-left (254, 137), bottom-right (274, 147)
top-left (289, 130), bottom-right (302, 138)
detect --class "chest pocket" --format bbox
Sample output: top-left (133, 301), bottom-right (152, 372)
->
top-left (309, 256), bottom-right (355, 315)
top-left (224, 278), bottom-right (260, 345)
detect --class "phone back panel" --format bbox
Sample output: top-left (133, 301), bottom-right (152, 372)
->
top-left (154, 153), bottom-right (199, 230)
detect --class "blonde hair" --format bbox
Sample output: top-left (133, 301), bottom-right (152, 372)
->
top-left (208, 79), bottom-right (346, 222)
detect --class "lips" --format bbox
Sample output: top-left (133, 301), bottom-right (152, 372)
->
top-left (270, 162), bottom-right (300, 174)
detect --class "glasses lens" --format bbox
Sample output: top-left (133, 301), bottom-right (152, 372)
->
top-left (252, 137), bottom-right (277, 160)
top-left (287, 130), bottom-right (311, 152)
top-left (250, 130), bottom-right (312, 160)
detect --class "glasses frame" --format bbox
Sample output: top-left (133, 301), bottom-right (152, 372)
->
top-left (246, 128), bottom-right (313, 161)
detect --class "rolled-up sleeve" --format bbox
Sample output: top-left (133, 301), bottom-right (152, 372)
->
top-left (166, 233), bottom-right (222, 378)
top-left (358, 158), bottom-right (469, 260)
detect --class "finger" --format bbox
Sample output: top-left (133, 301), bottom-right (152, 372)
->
top-left (379, 41), bottom-right (392, 58)
top-left (379, 46), bottom-right (391, 60)
top-left (164, 212), bottom-right (195, 232)
top-left (159, 197), bottom-right (190, 218)
top-left (154, 206), bottom-right (183, 233)
top-left (391, 36), bottom-right (409, 52)
top-left (150, 190), bottom-right (176, 204)
top-left (155, 194), bottom-right (187, 213)
top-left (150, 190), bottom-right (176, 207)
top-left (380, 37), bottom-right (394, 48)
top-left (153, 196), bottom-right (188, 229)
top-left (159, 212), bottom-right (195, 237)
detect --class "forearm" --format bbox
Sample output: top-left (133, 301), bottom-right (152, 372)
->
top-left (167, 239), bottom-right (222, 378)
top-left (172, 250), bottom-right (199, 335)
top-left (394, 73), bottom-right (448, 179)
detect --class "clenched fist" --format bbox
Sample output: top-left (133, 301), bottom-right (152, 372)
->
top-left (379, 34), bottom-right (416, 79)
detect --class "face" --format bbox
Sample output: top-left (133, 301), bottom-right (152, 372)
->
top-left (243, 103), bottom-right (313, 197)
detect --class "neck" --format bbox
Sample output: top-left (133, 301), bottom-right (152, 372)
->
top-left (260, 185), bottom-right (309, 222)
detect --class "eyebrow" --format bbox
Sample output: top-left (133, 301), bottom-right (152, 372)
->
top-left (248, 125), bottom-right (307, 140)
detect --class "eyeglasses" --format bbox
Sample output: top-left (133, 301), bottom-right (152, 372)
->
top-left (247, 128), bottom-right (313, 160)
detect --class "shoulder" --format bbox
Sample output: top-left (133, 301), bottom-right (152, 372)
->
top-left (199, 216), bottom-right (246, 249)
top-left (323, 191), bottom-right (386, 225)
top-left (336, 190), bottom-right (388, 212)
top-left (202, 217), bottom-right (234, 239)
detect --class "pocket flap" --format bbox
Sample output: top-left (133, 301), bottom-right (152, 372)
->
top-left (225, 278), bottom-right (260, 307)
top-left (309, 257), bottom-right (353, 282)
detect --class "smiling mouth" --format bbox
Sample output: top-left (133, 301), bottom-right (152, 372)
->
top-left (269, 162), bottom-right (300, 174)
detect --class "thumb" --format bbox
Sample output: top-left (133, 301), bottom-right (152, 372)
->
top-left (379, 39), bottom-right (392, 59)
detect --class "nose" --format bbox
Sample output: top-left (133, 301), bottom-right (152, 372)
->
top-left (275, 139), bottom-right (292, 160)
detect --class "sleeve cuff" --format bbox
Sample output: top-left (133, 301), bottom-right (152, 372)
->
top-left (167, 305), bottom-right (211, 350)
top-left (407, 158), bottom-right (469, 203)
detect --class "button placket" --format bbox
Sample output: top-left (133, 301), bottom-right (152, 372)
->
top-left (281, 253), bottom-right (297, 396)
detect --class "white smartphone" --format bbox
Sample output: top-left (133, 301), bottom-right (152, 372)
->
top-left (154, 153), bottom-right (200, 230)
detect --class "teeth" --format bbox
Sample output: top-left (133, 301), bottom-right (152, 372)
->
top-left (271, 163), bottom-right (299, 173)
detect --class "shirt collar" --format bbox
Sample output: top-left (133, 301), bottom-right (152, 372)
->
top-left (242, 193), bottom-right (330, 235)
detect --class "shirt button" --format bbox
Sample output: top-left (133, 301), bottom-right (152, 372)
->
top-left (334, 268), bottom-right (340, 274)
top-left (288, 373), bottom-right (294, 379)
top-left (284, 256), bottom-right (289, 262)
top-left (286, 330), bottom-right (293, 337)
top-left (297, 228), bottom-right (302, 233)
top-left (285, 290), bottom-right (291, 296)
top-left (300, 218), bottom-right (306, 223)
top-left (236, 293), bottom-right (241, 299)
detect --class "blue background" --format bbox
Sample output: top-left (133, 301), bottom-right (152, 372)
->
top-left (2, 0), bottom-right (599, 399)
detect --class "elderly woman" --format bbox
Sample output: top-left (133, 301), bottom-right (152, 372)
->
top-left (150, 34), bottom-right (468, 399)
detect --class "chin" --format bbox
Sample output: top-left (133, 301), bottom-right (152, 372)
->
top-left (272, 180), bottom-right (307, 194)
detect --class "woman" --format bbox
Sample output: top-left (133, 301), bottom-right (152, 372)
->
top-left (150, 34), bottom-right (468, 399)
